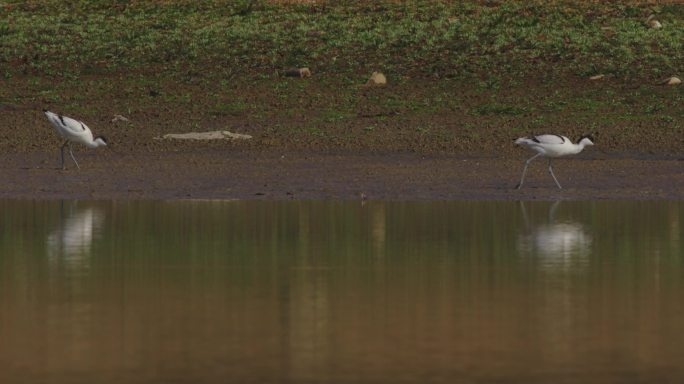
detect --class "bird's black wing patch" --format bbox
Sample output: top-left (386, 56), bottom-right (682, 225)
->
top-left (80, 122), bottom-right (86, 131)
top-left (532, 136), bottom-right (540, 143)
top-left (58, 115), bottom-right (66, 126)
top-left (555, 134), bottom-right (566, 143)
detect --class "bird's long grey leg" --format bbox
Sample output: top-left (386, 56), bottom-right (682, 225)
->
top-left (547, 158), bottom-right (562, 189)
top-left (516, 153), bottom-right (542, 189)
top-left (68, 142), bottom-right (80, 170)
top-left (60, 140), bottom-right (69, 170)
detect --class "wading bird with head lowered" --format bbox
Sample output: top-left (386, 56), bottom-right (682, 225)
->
top-left (514, 134), bottom-right (594, 189)
top-left (44, 110), bottom-right (108, 170)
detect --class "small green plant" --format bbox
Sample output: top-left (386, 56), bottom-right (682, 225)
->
top-left (296, 126), bottom-right (325, 137)
top-left (210, 101), bottom-right (248, 116)
top-left (321, 109), bottom-right (354, 123)
top-left (658, 115), bottom-right (675, 124)
top-left (644, 102), bottom-right (666, 114)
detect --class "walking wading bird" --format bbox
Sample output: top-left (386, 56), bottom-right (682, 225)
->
top-left (44, 110), bottom-right (108, 170)
top-left (514, 134), bottom-right (594, 189)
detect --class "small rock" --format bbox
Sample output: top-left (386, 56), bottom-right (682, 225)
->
top-left (282, 67), bottom-right (311, 78)
top-left (111, 114), bottom-right (130, 123)
top-left (658, 76), bottom-right (681, 86)
top-left (589, 74), bottom-right (605, 81)
top-left (365, 71), bottom-right (387, 86)
top-left (646, 15), bottom-right (662, 29)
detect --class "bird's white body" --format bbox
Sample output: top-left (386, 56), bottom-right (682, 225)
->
top-left (44, 110), bottom-right (107, 169)
top-left (514, 134), bottom-right (594, 189)
top-left (44, 111), bottom-right (105, 149)
top-left (514, 134), bottom-right (590, 157)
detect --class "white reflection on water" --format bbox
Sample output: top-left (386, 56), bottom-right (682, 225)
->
top-left (43, 205), bottom-right (105, 373)
top-left (47, 206), bottom-right (104, 267)
top-left (518, 201), bottom-right (592, 268)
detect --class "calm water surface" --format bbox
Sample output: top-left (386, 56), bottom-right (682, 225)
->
top-left (0, 200), bottom-right (682, 383)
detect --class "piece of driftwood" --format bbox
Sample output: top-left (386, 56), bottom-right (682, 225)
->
top-left (158, 131), bottom-right (253, 140)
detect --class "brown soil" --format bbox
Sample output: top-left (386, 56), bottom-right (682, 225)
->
top-left (1, 74), bottom-right (682, 200)
top-left (1, 149), bottom-right (682, 200)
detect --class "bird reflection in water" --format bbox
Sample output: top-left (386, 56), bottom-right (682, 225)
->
top-left (47, 204), bottom-right (105, 270)
top-left (518, 201), bottom-right (592, 269)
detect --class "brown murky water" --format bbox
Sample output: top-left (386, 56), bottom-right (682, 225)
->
top-left (1, 200), bottom-right (682, 383)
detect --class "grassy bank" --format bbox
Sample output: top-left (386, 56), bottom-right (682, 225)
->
top-left (0, 1), bottom-right (682, 155)
top-left (2, 1), bottom-right (682, 78)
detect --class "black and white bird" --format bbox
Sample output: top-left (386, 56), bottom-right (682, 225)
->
top-left (514, 134), bottom-right (594, 189)
top-left (44, 110), bottom-right (108, 170)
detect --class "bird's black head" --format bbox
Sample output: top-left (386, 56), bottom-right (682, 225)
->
top-left (578, 134), bottom-right (595, 143)
top-left (95, 135), bottom-right (108, 145)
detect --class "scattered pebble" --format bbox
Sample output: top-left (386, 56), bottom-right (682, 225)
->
top-left (111, 114), bottom-right (130, 123)
top-left (658, 76), bottom-right (681, 86)
top-left (365, 71), bottom-right (387, 86)
top-left (282, 67), bottom-right (311, 78)
top-left (589, 74), bottom-right (605, 81)
top-left (646, 15), bottom-right (662, 29)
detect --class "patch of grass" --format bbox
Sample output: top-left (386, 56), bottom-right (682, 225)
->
top-left (530, 115), bottom-right (546, 128)
top-left (210, 101), bottom-right (249, 116)
top-left (570, 97), bottom-right (604, 112)
top-left (472, 102), bottom-right (528, 116)
top-left (294, 125), bottom-right (325, 137)
top-left (657, 115), bottom-right (675, 124)
top-left (477, 76), bottom-right (502, 91)
top-left (38, 90), bottom-right (62, 103)
top-left (542, 98), bottom-right (568, 112)
top-left (415, 125), bottom-right (432, 134)
top-left (644, 102), bottom-right (666, 114)
top-left (63, 104), bottom-right (98, 115)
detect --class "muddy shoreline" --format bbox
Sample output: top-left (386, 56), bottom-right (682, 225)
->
top-left (2, 149), bottom-right (682, 200)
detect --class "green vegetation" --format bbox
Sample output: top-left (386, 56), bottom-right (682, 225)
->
top-left (0, 1), bottom-right (682, 154)
top-left (2, 1), bottom-right (682, 78)
top-left (472, 102), bottom-right (528, 116)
